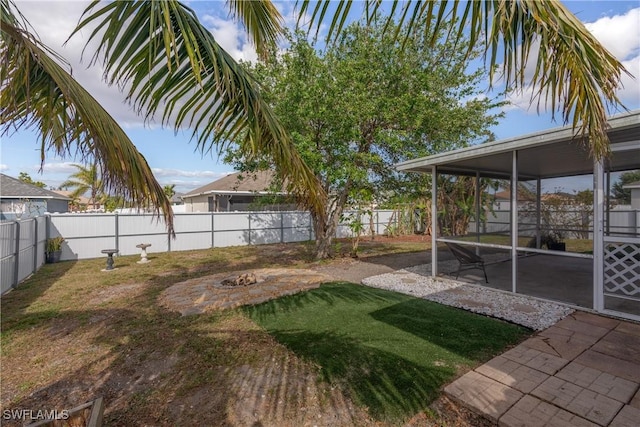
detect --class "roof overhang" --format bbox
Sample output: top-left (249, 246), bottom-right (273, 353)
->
top-left (396, 110), bottom-right (640, 180)
top-left (182, 190), bottom-right (288, 199)
top-left (1, 195), bottom-right (70, 201)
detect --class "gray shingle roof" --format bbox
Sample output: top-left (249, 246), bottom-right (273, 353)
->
top-left (0, 174), bottom-right (70, 200)
top-left (183, 171), bottom-right (285, 198)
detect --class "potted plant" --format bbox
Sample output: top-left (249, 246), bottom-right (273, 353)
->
top-left (46, 236), bottom-right (64, 263)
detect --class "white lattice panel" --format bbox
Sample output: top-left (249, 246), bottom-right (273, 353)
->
top-left (604, 243), bottom-right (640, 298)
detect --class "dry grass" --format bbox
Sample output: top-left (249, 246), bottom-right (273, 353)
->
top-left (1, 239), bottom-right (435, 426)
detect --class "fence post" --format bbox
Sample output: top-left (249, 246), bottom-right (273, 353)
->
top-left (114, 213), bottom-right (119, 252)
top-left (211, 212), bottom-right (215, 248)
top-left (280, 212), bottom-right (284, 243)
top-left (32, 219), bottom-right (38, 275)
top-left (248, 213), bottom-right (252, 245)
top-left (308, 212), bottom-right (312, 241)
top-left (12, 221), bottom-right (20, 289)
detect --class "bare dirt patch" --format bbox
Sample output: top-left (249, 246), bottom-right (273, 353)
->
top-left (1, 237), bottom-right (489, 426)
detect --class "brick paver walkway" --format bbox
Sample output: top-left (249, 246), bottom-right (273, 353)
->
top-left (159, 268), bottom-right (331, 315)
top-left (445, 311), bottom-right (640, 426)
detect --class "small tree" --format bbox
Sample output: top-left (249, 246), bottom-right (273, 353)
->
top-left (612, 170), bottom-right (640, 204)
top-left (163, 184), bottom-right (176, 199)
top-left (18, 172), bottom-right (46, 188)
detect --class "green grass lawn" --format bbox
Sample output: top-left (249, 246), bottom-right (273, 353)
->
top-left (245, 282), bottom-right (531, 423)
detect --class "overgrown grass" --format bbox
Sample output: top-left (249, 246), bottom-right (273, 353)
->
top-left (245, 282), bottom-right (531, 423)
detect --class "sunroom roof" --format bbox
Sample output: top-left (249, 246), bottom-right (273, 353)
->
top-left (396, 110), bottom-right (640, 180)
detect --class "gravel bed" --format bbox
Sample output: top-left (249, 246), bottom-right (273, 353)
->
top-left (362, 258), bottom-right (574, 331)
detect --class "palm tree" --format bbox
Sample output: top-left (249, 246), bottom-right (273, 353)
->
top-left (60, 163), bottom-right (103, 210)
top-left (1, 0), bottom-right (628, 237)
top-left (1, 1), bottom-right (175, 232)
top-left (163, 184), bottom-right (177, 200)
top-left (299, 0), bottom-right (629, 158)
top-left (1, 0), bottom-right (326, 233)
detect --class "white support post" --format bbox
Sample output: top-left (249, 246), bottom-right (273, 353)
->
top-left (593, 160), bottom-right (605, 312)
top-left (475, 171), bottom-right (481, 255)
top-left (605, 169), bottom-right (611, 236)
top-left (431, 167), bottom-right (438, 277)
top-left (511, 151), bottom-right (518, 293)
top-left (536, 177), bottom-right (542, 248)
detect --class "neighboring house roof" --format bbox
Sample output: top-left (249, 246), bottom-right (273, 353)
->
top-left (622, 180), bottom-right (640, 190)
top-left (0, 174), bottom-right (70, 200)
top-left (182, 171), bottom-right (286, 198)
top-left (52, 190), bottom-right (91, 205)
top-left (492, 190), bottom-right (533, 202)
top-left (171, 193), bottom-right (184, 204)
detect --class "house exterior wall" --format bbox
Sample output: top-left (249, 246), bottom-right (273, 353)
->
top-left (0, 199), bottom-right (48, 219)
top-left (184, 195), bottom-right (210, 213)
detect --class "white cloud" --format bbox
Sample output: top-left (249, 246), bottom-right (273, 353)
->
top-left (13, 1), bottom-right (148, 127)
top-left (0, 164), bottom-right (8, 171)
top-left (151, 168), bottom-right (229, 178)
top-left (504, 7), bottom-right (640, 113)
top-left (618, 55), bottom-right (640, 106)
top-left (584, 8), bottom-right (640, 60)
top-left (39, 162), bottom-right (82, 174)
top-left (201, 14), bottom-right (258, 63)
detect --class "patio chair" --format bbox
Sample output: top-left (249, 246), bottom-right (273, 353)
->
top-left (445, 242), bottom-right (488, 283)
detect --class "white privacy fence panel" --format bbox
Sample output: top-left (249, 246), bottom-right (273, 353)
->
top-left (0, 209), bottom-right (425, 293)
top-left (609, 211), bottom-right (640, 236)
top-left (1, 217), bottom-right (47, 294)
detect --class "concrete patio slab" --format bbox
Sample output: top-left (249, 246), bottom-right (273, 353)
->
top-left (445, 312), bottom-right (640, 427)
top-left (499, 395), bottom-right (599, 427)
top-left (574, 350), bottom-right (640, 383)
top-left (444, 370), bottom-right (523, 422)
top-left (475, 355), bottom-right (550, 394)
top-left (610, 405), bottom-right (640, 427)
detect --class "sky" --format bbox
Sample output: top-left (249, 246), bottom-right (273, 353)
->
top-left (1, 1), bottom-right (639, 194)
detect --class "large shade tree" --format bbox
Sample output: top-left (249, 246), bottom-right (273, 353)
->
top-left (1, 0), bottom-right (629, 235)
top-left (300, 0), bottom-right (629, 158)
top-left (227, 23), bottom-right (503, 258)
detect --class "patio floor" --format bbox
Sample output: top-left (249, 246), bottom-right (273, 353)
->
top-left (447, 253), bottom-right (639, 317)
top-left (445, 311), bottom-right (640, 426)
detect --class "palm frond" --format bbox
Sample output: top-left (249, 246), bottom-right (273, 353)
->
top-left (300, 0), bottom-right (629, 158)
top-left (1, 0), bottom-right (174, 233)
top-left (73, 0), bottom-right (326, 215)
top-left (227, 0), bottom-right (283, 60)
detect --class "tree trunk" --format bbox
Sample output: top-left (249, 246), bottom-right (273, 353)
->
top-left (312, 186), bottom-right (350, 259)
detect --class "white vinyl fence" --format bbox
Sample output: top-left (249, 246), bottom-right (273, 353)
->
top-left (1, 217), bottom-right (47, 294)
top-left (1, 210), bottom-right (396, 293)
top-left (469, 209), bottom-right (640, 237)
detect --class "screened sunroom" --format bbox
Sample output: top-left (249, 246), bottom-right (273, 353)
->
top-left (396, 110), bottom-right (640, 321)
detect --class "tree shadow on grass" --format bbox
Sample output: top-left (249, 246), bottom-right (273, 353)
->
top-left (245, 281), bottom-right (406, 322)
top-left (244, 283), bottom-right (531, 422)
top-left (370, 299), bottom-right (531, 362)
top-left (266, 328), bottom-right (453, 423)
